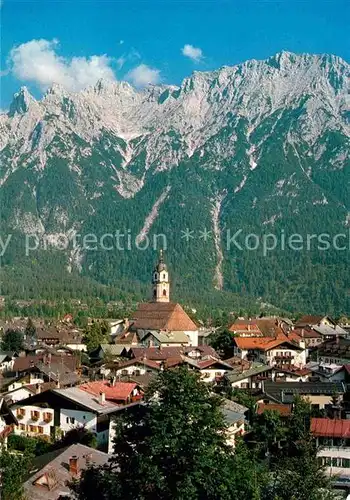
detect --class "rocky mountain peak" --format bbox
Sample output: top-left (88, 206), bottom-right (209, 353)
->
top-left (9, 86), bottom-right (37, 116)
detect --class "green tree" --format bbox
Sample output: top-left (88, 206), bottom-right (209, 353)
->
top-left (0, 450), bottom-right (30, 500)
top-left (70, 367), bottom-right (252, 500)
top-left (83, 321), bottom-right (109, 352)
top-left (263, 437), bottom-right (335, 500)
top-left (210, 329), bottom-right (234, 358)
top-left (25, 317), bottom-right (36, 342)
top-left (1, 329), bottom-right (24, 352)
top-left (252, 410), bottom-right (286, 453)
top-left (57, 426), bottom-right (97, 449)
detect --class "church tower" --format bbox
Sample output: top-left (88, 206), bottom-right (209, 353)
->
top-left (152, 249), bottom-right (170, 303)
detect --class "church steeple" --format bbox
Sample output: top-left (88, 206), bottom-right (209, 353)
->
top-left (152, 250), bottom-right (170, 302)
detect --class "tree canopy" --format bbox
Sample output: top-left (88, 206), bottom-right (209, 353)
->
top-left (1, 328), bottom-right (24, 352)
top-left (70, 366), bottom-right (259, 500)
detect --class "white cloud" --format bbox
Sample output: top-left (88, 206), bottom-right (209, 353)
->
top-left (8, 38), bottom-right (116, 91)
top-left (126, 64), bottom-right (160, 87)
top-left (181, 44), bottom-right (203, 62)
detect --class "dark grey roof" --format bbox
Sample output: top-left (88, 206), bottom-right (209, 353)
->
top-left (227, 363), bottom-right (272, 384)
top-left (36, 360), bottom-right (80, 386)
top-left (263, 381), bottom-right (345, 404)
top-left (23, 444), bottom-right (109, 500)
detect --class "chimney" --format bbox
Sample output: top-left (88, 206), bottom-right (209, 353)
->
top-left (36, 383), bottom-right (41, 394)
top-left (99, 392), bottom-right (106, 405)
top-left (69, 455), bottom-right (79, 476)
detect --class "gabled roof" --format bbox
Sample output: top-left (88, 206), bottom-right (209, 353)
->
top-left (294, 327), bottom-right (322, 339)
top-left (234, 337), bottom-right (301, 352)
top-left (79, 380), bottom-right (139, 402)
top-left (142, 330), bottom-right (190, 344)
top-left (23, 444), bottom-right (109, 500)
top-left (111, 358), bottom-right (161, 371)
top-left (132, 302), bottom-right (197, 331)
top-left (295, 315), bottom-right (335, 328)
top-left (263, 381), bottom-right (345, 403)
top-left (229, 322), bottom-right (263, 336)
top-left (311, 418), bottom-right (350, 438)
top-left (52, 387), bottom-right (126, 414)
top-left (227, 363), bottom-right (272, 383)
top-left (99, 344), bottom-right (131, 356)
top-left (257, 403), bottom-right (292, 417)
top-left (13, 355), bottom-right (78, 373)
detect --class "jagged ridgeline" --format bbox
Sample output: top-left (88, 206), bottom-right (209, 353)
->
top-left (0, 51), bottom-right (349, 314)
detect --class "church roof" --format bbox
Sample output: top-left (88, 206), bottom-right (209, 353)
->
top-left (132, 302), bottom-right (198, 332)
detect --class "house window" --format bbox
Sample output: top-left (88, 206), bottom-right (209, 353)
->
top-left (31, 410), bottom-right (40, 421)
top-left (163, 289), bottom-right (167, 296)
top-left (20, 424), bottom-right (25, 431)
top-left (135, 370), bottom-right (141, 376)
top-left (163, 274), bottom-right (166, 279)
top-left (38, 426), bottom-right (44, 434)
top-left (122, 369), bottom-right (128, 375)
top-left (66, 417), bottom-right (75, 424)
top-left (29, 425), bottom-right (37, 433)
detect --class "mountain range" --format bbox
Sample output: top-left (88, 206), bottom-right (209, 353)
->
top-left (0, 51), bottom-right (349, 315)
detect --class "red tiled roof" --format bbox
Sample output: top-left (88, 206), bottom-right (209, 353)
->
top-left (79, 381), bottom-right (138, 402)
top-left (234, 337), bottom-right (298, 351)
top-left (311, 418), bottom-right (350, 438)
top-left (294, 328), bottom-right (322, 339)
top-left (132, 302), bottom-right (197, 331)
top-left (229, 323), bottom-right (262, 335)
top-left (257, 403), bottom-right (292, 417)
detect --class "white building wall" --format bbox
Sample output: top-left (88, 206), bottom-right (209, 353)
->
top-left (0, 359), bottom-right (15, 372)
top-left (66, 343), bottom-right (87, 352)
top-left (60, 408), bottom-right (97, 434)
top-left (200, 368), bottom-right (228, 382)
top-left (226, 421), bottom-right (245, 448)
top-left (108, 418), bottom-right (116, 454)
top-left (184, 330), bottom-right (198, 347)
top-left (5, 387), bottom-right (34, 403)
top-left (14, 405), bottom-right (54, 438)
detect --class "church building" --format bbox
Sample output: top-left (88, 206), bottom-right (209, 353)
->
top-left (130, 251), bottom-right (199, 347)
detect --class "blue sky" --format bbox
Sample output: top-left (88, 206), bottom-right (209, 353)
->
top-left (1, 0), bottom-right (349, 109)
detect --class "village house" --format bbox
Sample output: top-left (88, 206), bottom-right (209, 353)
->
top-left (0, 397), bottom-right (17, 448)
top-left (10, 353), bottom-right (80, 387)
top-left (233, 336), bottom-right (306, 368)
top-left (222, 400), bottom-right (248, 448)
top-left (36, 326), bottom-right (86, 351)
top-left (261, 381), bottom-right (345, 411)
top-left (226, 360), bottom-right (273, 389)
top-left (10, 381), bottom-right (142, 449)
top-left (0, 351), bottom-right (17, 373)
top-left (23, 443), bottom-right (109, 500)
top-left (311, 418), bottom-right (350, 490)
top-left (317, 338), bottom-right (350, 366)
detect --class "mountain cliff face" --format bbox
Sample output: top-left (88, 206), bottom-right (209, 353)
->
top-left (1, 51), bottom-right (349, 314)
